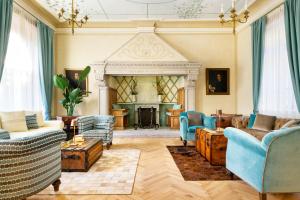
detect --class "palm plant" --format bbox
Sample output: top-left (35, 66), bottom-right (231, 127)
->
top-left (53, 66), bottom-right (91, 116)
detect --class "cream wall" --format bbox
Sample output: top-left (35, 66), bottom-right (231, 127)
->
top-left (236, 27), bottom-right (253, 115)
top-left (55, 32), bottom-right (236, 116)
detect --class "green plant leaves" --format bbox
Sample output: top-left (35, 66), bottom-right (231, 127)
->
top-left (79, 66), bottom-right (91, 82)
top-left (69, 88), bottom-right (81, 101)
top-left (53, 74), bottom-right (69, 90)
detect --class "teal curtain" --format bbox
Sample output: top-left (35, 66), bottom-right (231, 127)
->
top-left (0, 0), bottom-right (13, 83)
top-left (38, 21), bottom-right (54, 120)
top-left (251, 16), bottom-right (267, 113)
top-left (284, 0), bottom-right (300, 112)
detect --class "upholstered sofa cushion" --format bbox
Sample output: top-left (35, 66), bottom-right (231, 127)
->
top-left (252, 114), bottom-right (276, 131)
top-left (0, 111), bottom-right (28, 132)
top-left (188, 125), bottom-right (205, 133)
top-left (281, 119), bottom-right (300, 128)
top-left (239, 128), bottom-right (268, 141)
top-left (187, 113), bottom-right (202, 126)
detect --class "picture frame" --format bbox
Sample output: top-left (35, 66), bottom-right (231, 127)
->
top-left (65, 68), bottom-right (89, 97)
top-left (206, 68), bottom-right (230, 95)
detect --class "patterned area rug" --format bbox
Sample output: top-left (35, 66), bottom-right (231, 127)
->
top-left (114, 128), bottom-right (180, 138)
top-left (39, 149), bottom-right (140, 195)
top-left (167, 146), bottom-right (239, 181)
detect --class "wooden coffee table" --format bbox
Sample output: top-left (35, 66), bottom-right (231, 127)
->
top-left (61, 138), bottom-right (103, 172)
top-left (196, 128), bottom-right (227, 166)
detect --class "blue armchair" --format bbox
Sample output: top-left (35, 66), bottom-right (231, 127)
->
top-left (77, 115), bottom-right (115, 149)
top-left (224, 127), bottom-right (300, 200)
top-left (179, 111), bottom-right (216, 146)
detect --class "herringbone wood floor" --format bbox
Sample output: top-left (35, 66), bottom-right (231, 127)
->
top-left (29, 138), bottom-right (300, 200)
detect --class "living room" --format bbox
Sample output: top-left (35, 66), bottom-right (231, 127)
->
top-left (0, 0), bottom-right (300, 200)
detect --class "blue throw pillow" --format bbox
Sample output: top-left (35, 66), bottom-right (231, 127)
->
top-left (25, 114), bottom-right (39, 129)
top-left (0, 129), bottom-right (10, 139)
top-left (173, 104), bottom-right (182, 110)
top-left (247, 114), bottom-right (256, 128)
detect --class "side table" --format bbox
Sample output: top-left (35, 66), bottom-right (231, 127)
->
top-left (57, 116), bottom-right (79, 140)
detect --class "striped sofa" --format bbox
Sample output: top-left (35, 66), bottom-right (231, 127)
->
top-left (77, 115), bottom-right (115, 149)
top-left (0, 129), bottom-right (66, 200)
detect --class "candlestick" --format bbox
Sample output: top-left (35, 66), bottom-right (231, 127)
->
top-left (221, 3), bottom-right (224, 13)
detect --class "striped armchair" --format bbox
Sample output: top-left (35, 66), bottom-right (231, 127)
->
top-left (0, 130), bottom-right (66, 200)
top-left (77, 115), bottom-right (115, 149)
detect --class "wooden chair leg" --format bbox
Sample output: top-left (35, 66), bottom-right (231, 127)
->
top-left (226, 169), bottom-right (234, 180)
top-left (52, 179), bottom-right (61, 192)
top-left (259, 193), bottom-right (267, 200)
top-left (183, 140), bottom-right (187, 146)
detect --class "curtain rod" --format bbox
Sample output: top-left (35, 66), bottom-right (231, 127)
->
top-left (13, 1), bottom-right (56, 29)
top-left (265, 2), bottom-right (284, 16)
top-left (13, 1), bottom-right (39, 21)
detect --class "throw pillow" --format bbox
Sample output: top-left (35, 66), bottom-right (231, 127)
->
top-left (25, 111), bottom-right (45, 127)
top-left (0, 111), bottom-right (28, 132)
top-left (25, 114), bottom-right (39, 129)
top-left (252, 114), bottom-right (276, 131)
top-left (187, 113), bottom-right (202, 126)
top-left (112, 104), bottom-right (122, 109)
top-left (247, 114), bottom-right (256, 128)
top-left (0, 129), bottom-right (10, 139)
top-left (173, 104), bottom-right (182, 110)
top-left (281, 119), bottom-right (300, 129)
top-left (203, 116), bottom-right (216, 130)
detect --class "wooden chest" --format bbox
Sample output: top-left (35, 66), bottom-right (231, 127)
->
top-left (205, 129), bottom-right (227, 166)
top-left (61, 139), bottom-right (103, 172)
top-left (195, 128), bottom-right (206, 157)
top-left (195, 128), bottom-right (201, 152)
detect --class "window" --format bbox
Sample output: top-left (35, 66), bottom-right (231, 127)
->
top-left (0, 7), bottom-right (43, 112)
top-left (258, 6), bottom-right (299, 117)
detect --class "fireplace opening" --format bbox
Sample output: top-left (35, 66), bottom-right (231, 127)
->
top-left (134, 107), bottom-right (159, 130)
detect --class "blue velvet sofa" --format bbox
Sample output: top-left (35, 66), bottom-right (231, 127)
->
top-left (179, 111), bottom-right (216, 146)
top-left (224, 127), bottom-right (300, 200)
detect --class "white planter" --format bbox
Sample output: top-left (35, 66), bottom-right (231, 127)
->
top-left (131, 95), bottom-right (137, 102)
top-left (157, 95), bottom-right (162, 103)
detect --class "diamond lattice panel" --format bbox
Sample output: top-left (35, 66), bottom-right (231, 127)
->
top-left (159, 76), bottom-right (181, 103)
top-left (114, 76), bottom-right (136, 103)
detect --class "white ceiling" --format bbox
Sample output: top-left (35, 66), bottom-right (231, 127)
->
top-left (36, 0), bottom-right (256, 21)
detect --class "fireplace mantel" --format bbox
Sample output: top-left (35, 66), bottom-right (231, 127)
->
top-left (91, 30), bottom-right (201, 115)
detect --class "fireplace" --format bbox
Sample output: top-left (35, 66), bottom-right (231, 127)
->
top-left (134, 107), bottom-right (159, 129)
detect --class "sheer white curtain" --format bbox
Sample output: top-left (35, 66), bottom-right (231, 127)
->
top-left (258, 6), bottom-right (299, 118)
top-left (0, 7), bottom-right (43, 112)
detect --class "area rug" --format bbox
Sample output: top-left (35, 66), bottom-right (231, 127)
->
top-left (114, 128), bottom-right (180, 138)
top-left (167, 146), bottom-right (239, 181)
top-left (39, 149), bottom-right (140, 195)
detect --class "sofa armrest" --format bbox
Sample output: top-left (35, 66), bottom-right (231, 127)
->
top-left (95, 115), bottom-right (115, 124)
top-left (77, 116), bottom-right (95, 134)
top-left (180, 116), bottom-right (188, 137)
top-left (0, 130), bottom-right (66, 158)
top-left (43, 120), bottom-right (64, 129)
top-left (203, 116), bottom-right (216, 130)
top-left (224, 127), bottom-right (266, 156)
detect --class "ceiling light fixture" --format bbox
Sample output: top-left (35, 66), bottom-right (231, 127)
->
top-left (58, 0), bottom-right (88, 35)
top-left (219, 0), bottom-right (249, 34)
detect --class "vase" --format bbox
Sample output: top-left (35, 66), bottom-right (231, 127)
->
top-left (157, 95), bottom-right (162, 103)
top-left (131, 95), bottom-right (137, 102)
top-left (67, 106), bottom-right (75, 116)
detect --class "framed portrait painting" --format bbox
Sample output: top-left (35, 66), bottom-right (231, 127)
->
top-left (206, 68), bottom-right (230, 95)
top-left (65, 68), bottom-right (89, 96)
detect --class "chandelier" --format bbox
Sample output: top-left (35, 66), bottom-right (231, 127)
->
top-left (58, 0), bottom-right (88, 35)
top-left (219, 0), bottom-right (249, 34)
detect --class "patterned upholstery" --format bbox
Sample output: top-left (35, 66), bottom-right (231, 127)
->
top-left (0, 130), bottom-right (66, 200)
top-left (25, 114), bottom-right (39, 129)
top-left (0, 129), bottom-right (10, 139)
top-left (77, 115), bottom-right (115, 147)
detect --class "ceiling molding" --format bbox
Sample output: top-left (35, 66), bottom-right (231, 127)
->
top-left (55, 27), bottom-right (233, 34)
top-left (236, 0), bottom-right (284, 33)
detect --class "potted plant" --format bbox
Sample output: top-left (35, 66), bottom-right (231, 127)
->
top-left (130, 78), bottom-right (138, 102)
top-left (153, 76), bottom-right (164, 102)
top-left (53, 66), bottom-right (91, 116)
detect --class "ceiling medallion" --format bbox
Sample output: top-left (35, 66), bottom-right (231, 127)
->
top-left (58, 0), bottom-right (88, 35)
top-left (176, 0), bottom-right (205, 19)
top-left (219, 0), bottom-right (250, 34)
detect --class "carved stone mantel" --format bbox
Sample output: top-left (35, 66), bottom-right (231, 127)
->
top-left (92, 31), bottom-right (201, 115)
